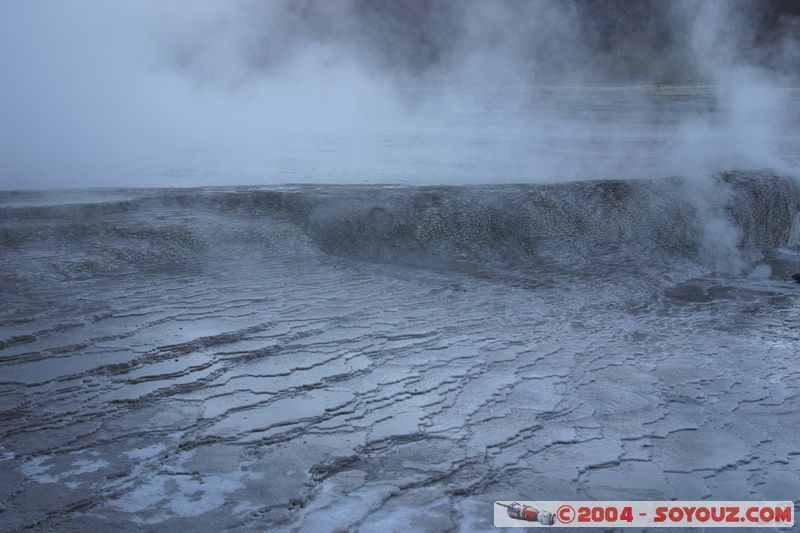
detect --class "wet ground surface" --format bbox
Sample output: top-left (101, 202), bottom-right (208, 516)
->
top-left (0, 184), bottom-right (799, 531)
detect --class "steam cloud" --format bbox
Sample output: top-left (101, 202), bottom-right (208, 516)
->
top-left (0, 0), bottom-right (798, 189)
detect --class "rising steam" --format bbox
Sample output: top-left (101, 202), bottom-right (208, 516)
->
top-left (0, 0), bottom-right (798, 189)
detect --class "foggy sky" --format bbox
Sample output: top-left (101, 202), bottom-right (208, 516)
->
top-left (1, 1), bottom-right (798, 190)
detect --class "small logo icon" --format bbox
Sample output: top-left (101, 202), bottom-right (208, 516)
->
top-left (496, 502), bottom-right (556, 525)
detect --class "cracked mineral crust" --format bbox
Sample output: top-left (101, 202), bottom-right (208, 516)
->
top-left (1, 173), bottom-right (799, 531)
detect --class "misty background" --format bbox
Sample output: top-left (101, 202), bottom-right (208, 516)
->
top-left (1, 0), bottom-right (799, 190)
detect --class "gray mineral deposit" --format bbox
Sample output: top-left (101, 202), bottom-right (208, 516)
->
top-left (1, 1), bottom-right (800, 532)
